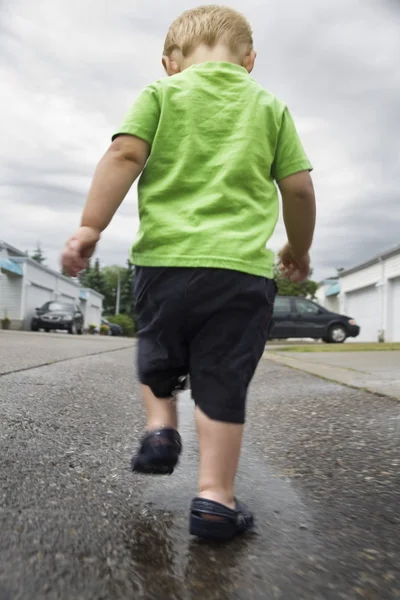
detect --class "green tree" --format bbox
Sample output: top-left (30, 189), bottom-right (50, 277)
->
top-left (31, 243), bottom-right (46, 265)
top-left (120, 260), bottom-right (135, 316)
top-left (78, 258), bottom-right (135, 317)
top-left (274, 265), bottom-right (318, 299)
top-left (101, 261), bottom-right (135, 316)
top-left (77, 259), bottom-right (91, 286)
top-left (101, 265), bottom-right (125, 314)
top-left (80, 258), bottom-right (106, 296)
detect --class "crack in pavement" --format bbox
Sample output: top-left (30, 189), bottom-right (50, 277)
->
top-left (0, 344), bottom-right (136, 378)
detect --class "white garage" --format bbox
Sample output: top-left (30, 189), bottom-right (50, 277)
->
top-left (345, 286), bottom-right (380, 343)
top-left (79, 288), bottom-right (103, 329)
top-left (26, 284), bottom-right (53, 317)
top-left (340, 245), bottom-right (400, 342)
top-left (389, 278), bottom-right (400, 342)
top-left (0, 240), bottom-right (104, 331)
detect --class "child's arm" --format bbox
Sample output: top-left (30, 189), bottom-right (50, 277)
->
top-left (278, 170), bottom-right (316, 281)
top-left (278, 171), bottom-right (316, 281)
top-left (279, 171), bottom-right (315, 258)
top-left (271, 107), bottom-right (316, 282)
top-left (62, 135), bottom-right (149, 276)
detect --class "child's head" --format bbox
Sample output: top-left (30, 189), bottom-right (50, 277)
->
top-left (162, 5), bottom-right (256, 75)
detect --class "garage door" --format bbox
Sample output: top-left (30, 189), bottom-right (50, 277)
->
top-left (26, 285), bottom-right (53, 318)
top-left (346, 286), bottom-right (380, 342)
top-left (86, 303), bottom-right (101, 328)
top-left (59, 293), bottom-right (76, 304)
top-left (389, 278), bottom-right (400, 342)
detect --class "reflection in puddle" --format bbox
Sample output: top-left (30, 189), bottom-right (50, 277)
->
top-left (184, 537), bottom-right (252, 599)
top-left (124, 505), bottom-right (252, 599)
top-left (119, 394), bottom-right (319, 599)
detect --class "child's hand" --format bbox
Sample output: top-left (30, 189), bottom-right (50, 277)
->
top-left (278, 243), bottom-right (310, 282)
top-left (61, 226), bottom-right (100, 277)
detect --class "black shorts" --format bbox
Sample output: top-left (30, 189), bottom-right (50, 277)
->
top-left (134, 267), bottom-right (277, 424)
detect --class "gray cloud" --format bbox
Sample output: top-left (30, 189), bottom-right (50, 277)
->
top-left (1, 0), bottom-right (399, 279)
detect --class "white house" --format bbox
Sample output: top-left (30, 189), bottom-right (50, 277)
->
top-left (315, 278), bottom-right (340, 314)
top-left (315, 246), bottom-right (400, 342)
top-left (339, 245), bottom-right (400, 343)
top-left (0, 241), bottom-right (103, 330)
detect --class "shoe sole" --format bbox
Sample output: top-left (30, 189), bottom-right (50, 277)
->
top-left (131, 455), bottom-right (178, 475)
top-left (189, 515), bottom-right (254, 541)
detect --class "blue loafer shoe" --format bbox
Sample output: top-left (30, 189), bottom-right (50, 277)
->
top-left (189, 497), bottom-right (254, 541)
top-left (131, 428), bottom-right (182, 475)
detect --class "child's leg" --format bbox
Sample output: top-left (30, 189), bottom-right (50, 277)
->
top-left (131, 383), bottom-right (184, 475)
top-left (131, 267), bottom-right (189, 474)
top-left (195, 405), bottom-right (242, 509)
top-left (142, 384), bottom-right (178, 431)
top-left (186, 269), bottom-right (276, 538)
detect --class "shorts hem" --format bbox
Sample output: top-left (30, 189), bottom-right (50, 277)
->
top-left (194, 399), bottom-right (246, 425)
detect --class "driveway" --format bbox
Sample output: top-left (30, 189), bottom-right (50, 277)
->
top-left (265, 349), bottom-right (400, 400)
top-left (1, 335), bottom-right (400, 599)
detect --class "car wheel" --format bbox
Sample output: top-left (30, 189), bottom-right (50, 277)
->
top-left (327, 324), bottom-right (347, 344)
top-left (68, 323), bottom-right (77, 335)
top-left (77, 328), bottom-right (83, 335)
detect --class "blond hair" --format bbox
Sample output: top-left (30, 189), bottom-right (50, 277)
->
top-left (163, 5), bottom-right (253, 58)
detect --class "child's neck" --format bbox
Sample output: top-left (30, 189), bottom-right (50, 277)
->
top-left (181, 44), bottom-right (242, 70)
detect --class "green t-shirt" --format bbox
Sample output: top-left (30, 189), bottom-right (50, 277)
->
top-left (113, 62), bottom-right (312, 278)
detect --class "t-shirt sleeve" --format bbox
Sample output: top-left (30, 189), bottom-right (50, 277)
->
top-left (271, 107), bottom-right (313, 182)
top-left (112, 85), bottom-right (160, 145)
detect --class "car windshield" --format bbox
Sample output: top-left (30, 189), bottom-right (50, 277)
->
top-left (46, 302), bottom-right (74, 312)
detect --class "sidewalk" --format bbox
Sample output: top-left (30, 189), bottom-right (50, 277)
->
top-left (264, 349), bottom-right (400, 401)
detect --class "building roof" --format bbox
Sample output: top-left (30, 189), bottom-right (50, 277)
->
top-left (12, 255), bottom-right (80, 286)
top-left (81, 287), bottom-right (104, 299)
top-left (0, 240), bottom-right (26, 257)
top-left (319, 277), bottom-right (339, 286)
top-left (339, 245), bottom-right (400, 277)
top-left (1, 240), bottom-right (103, 299)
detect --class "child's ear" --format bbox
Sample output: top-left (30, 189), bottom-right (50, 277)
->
top-left (162, 55), bottom-right (180, 76)
top-left (243, 50), bottom-right (257, 74)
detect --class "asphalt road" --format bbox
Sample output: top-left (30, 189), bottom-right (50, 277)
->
top-left (1, 334), bottom-right (399, 599)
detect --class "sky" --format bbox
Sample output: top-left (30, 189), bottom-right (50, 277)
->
top-left (1, 0), bottom-right (399, 280)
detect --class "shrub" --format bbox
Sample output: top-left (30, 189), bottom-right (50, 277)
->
top-left (88, 324), bottom-right (97, 334)
top-left (106, 314), bottom-right (136, 337)
top-left (1, 317), bottom-right (11, 330)
top-left (100, 324), bottom-right (110, 336)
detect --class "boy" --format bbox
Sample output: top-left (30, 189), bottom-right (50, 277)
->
top-left (62, 5), bottom-right (315, 541)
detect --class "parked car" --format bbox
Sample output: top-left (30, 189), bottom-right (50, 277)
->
top-left (31, 301), bottom-right (84, 334)
top-left (270, 296), bottom-right (360, 343)
top-left (101, 318), bottom-right (123, 336)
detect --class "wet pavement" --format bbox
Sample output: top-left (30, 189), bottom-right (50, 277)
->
top-left (1, 336), bottom-right (399, 599)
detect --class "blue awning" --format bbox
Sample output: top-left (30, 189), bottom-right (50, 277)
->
top-left (326, 282), bottom-right (340, 297)
top-left (0, 258), bottom-right (23, 276)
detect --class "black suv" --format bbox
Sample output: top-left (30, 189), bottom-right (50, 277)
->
top-left (31, 301), bottom-right (84, 335)
top-left (270, 296), bottom-right (360, 343)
